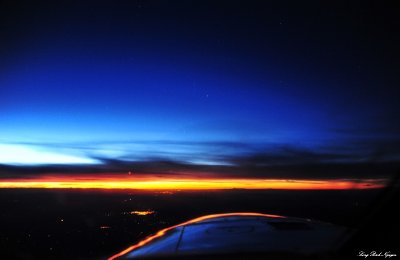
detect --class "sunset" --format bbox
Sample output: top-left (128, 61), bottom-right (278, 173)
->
top-left (1, 0), bottom-right (399, 259)
top-left (0, 175), bottom-right (386, 190)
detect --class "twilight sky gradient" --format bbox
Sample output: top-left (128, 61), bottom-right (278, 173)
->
top-left (0, 1), bottom-right (399, 182)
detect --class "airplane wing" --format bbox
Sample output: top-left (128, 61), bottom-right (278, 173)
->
top-left (109, 212), bottom-right (347, 259)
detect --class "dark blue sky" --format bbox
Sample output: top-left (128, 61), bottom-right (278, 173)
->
top-left (1, 1), bottom-right (399, 167)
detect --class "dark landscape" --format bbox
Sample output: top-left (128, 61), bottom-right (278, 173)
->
top-left (0, 188), bottom-right (384, 259)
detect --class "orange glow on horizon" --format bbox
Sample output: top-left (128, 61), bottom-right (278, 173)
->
top-left (0, 175), bottom-right (385, 190)
top-left (108, 212), bottom-right (284, 260)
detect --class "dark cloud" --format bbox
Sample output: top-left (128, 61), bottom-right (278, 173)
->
top-left (228, 146), bottom-right (356, 166)
top-left (1, 158), bottom-right (398, 182)
top-left (1, 140), bottom-right (399, 181)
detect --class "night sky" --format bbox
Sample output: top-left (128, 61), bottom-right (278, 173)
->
top-left (1, 1), bottom-right (399, 183)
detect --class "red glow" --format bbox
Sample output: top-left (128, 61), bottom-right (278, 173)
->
top-left (108, 212), bottom-right (284, 260)
top-left (0, 174), bottom-right (386, 190)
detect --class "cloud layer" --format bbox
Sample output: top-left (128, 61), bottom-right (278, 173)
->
top-left (1, 139), bottom-right (399, 181)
